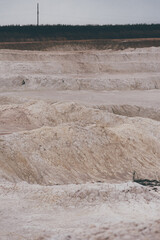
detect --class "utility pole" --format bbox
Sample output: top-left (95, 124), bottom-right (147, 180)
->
top-left (37, 3), bottom-right (39, 26)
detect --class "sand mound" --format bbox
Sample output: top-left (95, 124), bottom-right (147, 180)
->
top-left (0, 100), bottom-right (121, 133)
top-left (0, 101), bottom-right (160, 185)
top-left (95, 104), bottom-right (160, 121)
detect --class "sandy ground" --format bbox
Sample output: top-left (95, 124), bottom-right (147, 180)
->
top-left (0, 46), bottom-right (160, 239)
top-left (0, 181), bottom-right (160, 240)
top-left (1, 89), bottom-right (160, 108)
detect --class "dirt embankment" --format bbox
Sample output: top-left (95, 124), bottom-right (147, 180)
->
top-left (0, 47), bottom-right (160, 91)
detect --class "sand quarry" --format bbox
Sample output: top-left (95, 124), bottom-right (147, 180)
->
top-left (0, 44), bottom-right (160, 240)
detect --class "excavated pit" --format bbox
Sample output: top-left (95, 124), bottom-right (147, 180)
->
top-left (1, 45), bottom-right (160, 240)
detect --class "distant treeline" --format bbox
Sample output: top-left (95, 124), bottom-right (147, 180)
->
top-left (0, 24), bottom-right (160, 42)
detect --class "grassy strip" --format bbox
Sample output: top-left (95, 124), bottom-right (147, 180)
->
top-left (0, 24), bottom-right (160, 42)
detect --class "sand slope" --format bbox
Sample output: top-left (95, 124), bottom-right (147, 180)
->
top-left (0, 101), bottom-right (160, 185)
top-left (0, 47), bottom-right (160, 91)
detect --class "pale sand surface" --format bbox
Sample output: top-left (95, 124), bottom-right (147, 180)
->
top-left (0, 47), bottom-right (160, 239)
top-left (1, 89), bottom-right (160, 108)
top-left (0, 181), bottom-right (160, 240)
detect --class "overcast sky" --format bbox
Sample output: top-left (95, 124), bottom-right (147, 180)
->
top-left (0, 0), bottom-right (159, 26)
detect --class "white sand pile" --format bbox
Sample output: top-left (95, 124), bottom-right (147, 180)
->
top-left (0, 101), bottom-right (160, 185)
